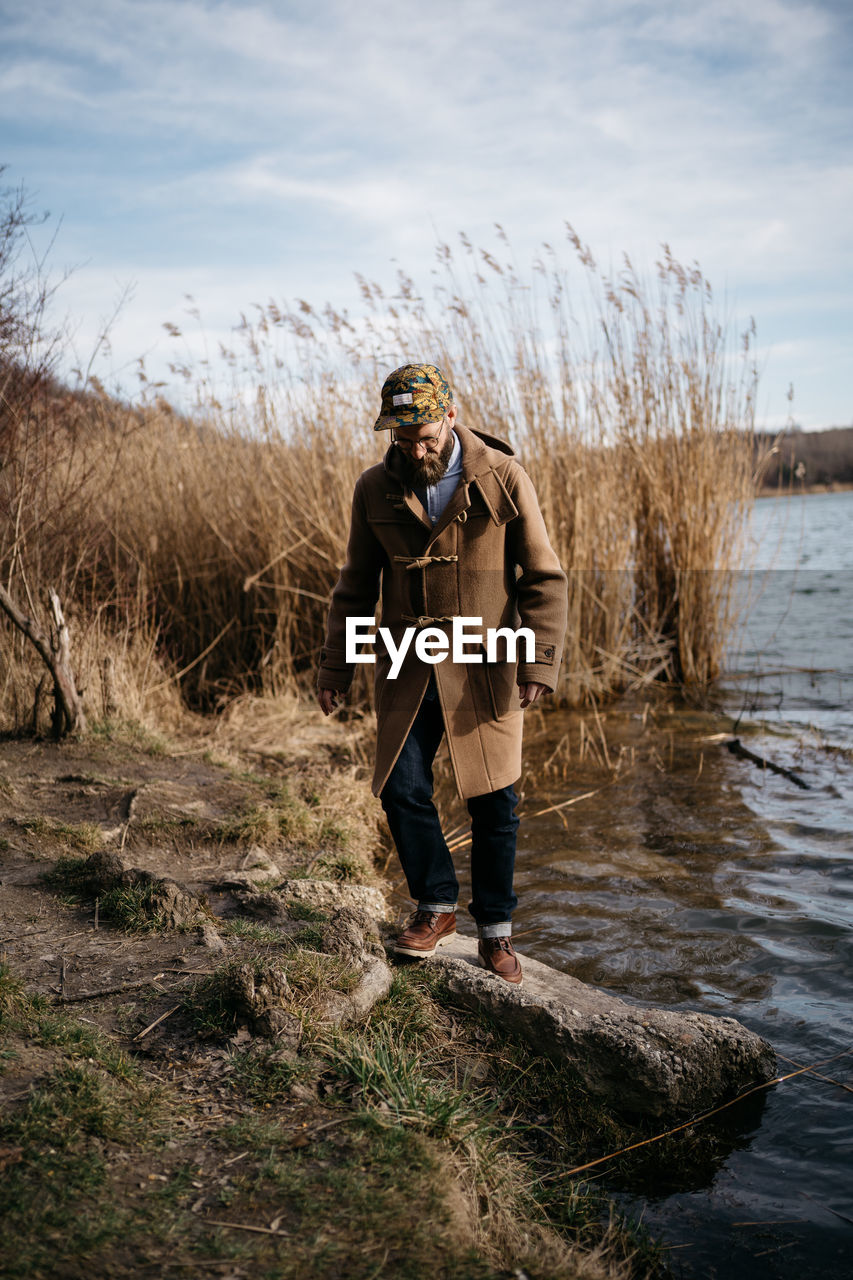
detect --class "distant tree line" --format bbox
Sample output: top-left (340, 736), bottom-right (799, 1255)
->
top-left (756, 426), bottom-right (853, 490)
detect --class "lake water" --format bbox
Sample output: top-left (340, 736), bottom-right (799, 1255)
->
top-left (422, 490), bottom-right (853, 1277)
top-left (517, 490), bottom-right (853, 1278)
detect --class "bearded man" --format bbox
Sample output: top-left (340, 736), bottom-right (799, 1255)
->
top-left (317, 364), bottom-right (567, 985)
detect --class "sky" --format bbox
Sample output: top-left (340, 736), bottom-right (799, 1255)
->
top-left (1, 0), bottom-right (851, 429)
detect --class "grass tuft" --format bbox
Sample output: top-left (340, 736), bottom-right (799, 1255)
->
top-left (41, 852), bottom-right (99, 896)
top-left (325, 1025), bottom-right (490, 1140)
top-left (20, 817), bottom-right (105, 853)
top-left (222, 917), bottom-right (285, 944)
top-left (286, 900), bottom-right (330, 923)
top-left (226, 1044), bottom-right (309, 1105)
top-left (97, 882), bottom-right (168, 932)
top-left (184, 949), bottom-right (360, 1039)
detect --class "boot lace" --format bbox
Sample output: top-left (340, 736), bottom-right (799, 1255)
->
top-left (485, 936), bottom-right (514, 953)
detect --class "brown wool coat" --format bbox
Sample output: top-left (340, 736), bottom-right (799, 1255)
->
top-left (317, 423), bottom-right (568, 799)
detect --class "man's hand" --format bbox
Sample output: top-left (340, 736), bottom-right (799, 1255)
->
top-left (518, 681), bottom-right (548, 709)
top-left (318, 689), bottom-right (341, 716)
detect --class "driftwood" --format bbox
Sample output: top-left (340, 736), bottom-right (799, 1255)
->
top-left (726, 737), bottom-right (810, 789)
top-left (133, 1003), bottom-right (181, 1041)
top-left (204, 1220), bottom-right (291, 1238)
top-left (0, 583), bottom-right (86, 736)
top-left (53, 973), bottom-right (167, 1004)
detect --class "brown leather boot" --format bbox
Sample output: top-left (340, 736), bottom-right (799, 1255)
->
top-left (478, 936), bottom-right (523, 985)
top-left (393, 909), bottom-right (457, 957)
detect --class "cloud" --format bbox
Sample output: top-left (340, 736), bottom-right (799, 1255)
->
top-left (1, 0), bottom-right (850, 424)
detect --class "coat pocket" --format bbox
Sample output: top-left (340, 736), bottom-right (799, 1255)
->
top-left (480, 646), bottom-right (518, 721)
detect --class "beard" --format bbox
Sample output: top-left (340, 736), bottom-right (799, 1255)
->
top-left (399, 429), bottom-right (455, 488)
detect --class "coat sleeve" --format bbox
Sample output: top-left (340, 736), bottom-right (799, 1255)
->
top-left (317, 477), bottom-right (383, 692)
top-left (505, 464), bottom-right (568, 690)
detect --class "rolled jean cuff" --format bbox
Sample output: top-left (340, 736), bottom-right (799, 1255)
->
top-left (419, 902), bottom-right (457, 914)
top-left (480, 921), bottom-right (512, 938)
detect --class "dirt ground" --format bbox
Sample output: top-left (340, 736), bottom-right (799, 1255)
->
top-left (0, 727), bottom-right (371, 988)
top-left (0, 720), bottom-right (666, 1280)
top-left (0, 725), bottom-right (455, 1280)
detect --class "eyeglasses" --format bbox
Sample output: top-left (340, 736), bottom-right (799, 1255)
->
top-left (390, 418), bottom-right (447, 454)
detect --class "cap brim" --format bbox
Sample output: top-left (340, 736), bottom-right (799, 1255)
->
top-left (374, 404), bottom-right (451, 432)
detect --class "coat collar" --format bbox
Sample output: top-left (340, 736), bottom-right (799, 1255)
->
top-left (455, 421), bottom-right (515, 480)
top-left (382, 421), bottom-right (514, 487)
top-left (382, 422), bottom-right (517, 534)
top-left (456, 423), bottom-right (518, 527)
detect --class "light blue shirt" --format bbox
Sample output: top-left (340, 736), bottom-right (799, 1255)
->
top-left (415, 430), bottom-right (463, 526)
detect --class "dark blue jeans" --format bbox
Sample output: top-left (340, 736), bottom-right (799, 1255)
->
top-left (380, 681), bottom-right (519, 927)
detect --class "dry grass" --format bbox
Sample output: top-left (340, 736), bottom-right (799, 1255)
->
top-left (450, 1138), bottom-right (638, 1280)
top-left (1, 227), bottom-right (757, 732)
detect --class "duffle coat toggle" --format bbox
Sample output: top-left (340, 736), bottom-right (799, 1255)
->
top-left (394, 554), bottom-right (459, 570)
top-left (401, 613), bottom-right (458, 628)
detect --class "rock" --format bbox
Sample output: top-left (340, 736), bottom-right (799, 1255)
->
top-left (321, 953), bottom-right (394, 1027)
top-left (279, 878), bottom-right (390, 922)
top-left (218, 908), bottom-right (393, 1039)
top-left (72, 852), bottom-right (207, 929)
top-left (143, 875), bottom-right (207, 929)
top-left (215, 846), bottom-right (282, 891)
top-left (196, 923), bottom-right (226, 952)
top-left (289, 1081), bottom-right (318, 1103)
top-left (229, 962), bottom-right (302, 1043)
top-left (75, 850), bottom-right (127, 895)
top-left (318, 908), bottom-right (393, 1025)
top-left (428, 935), bottom-right (776, 1120)
top-left (226, 888), bottom-right (291, 922)
top-left (321, 906), bottom-right (383, 961)
top-left (239, 846), bottom-right (280, 879)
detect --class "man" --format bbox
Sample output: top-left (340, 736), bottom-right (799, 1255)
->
top-left (317, 364), bottom-right (567, 985)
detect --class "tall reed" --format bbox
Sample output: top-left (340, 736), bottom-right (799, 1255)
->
top-left (1, 228), bottom-right (758, 730)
